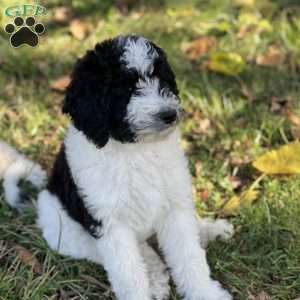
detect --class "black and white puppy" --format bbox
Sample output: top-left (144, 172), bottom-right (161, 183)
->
top-left (36, 35), bottom-right (233, 300)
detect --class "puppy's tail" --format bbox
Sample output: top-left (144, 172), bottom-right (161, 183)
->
top-left (0, 141), bottom-right (47, 209)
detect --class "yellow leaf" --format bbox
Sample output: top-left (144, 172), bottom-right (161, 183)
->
top-left (166, 6), bottom-right (197, 18)
top-left (208, 52), bottom-right (245, 76)
top-left (238, 12), bottom-right (260, 25)
top-left (258, 20), bottom-right (273, 33)
top-left (222, 189), bottom-right (259, 216)
top-left (233, 0), bottom-right (255, 7)
top-left (221, 174), bottom-right (264, 216)
top-left (253, 142), bottom-right (300, 174)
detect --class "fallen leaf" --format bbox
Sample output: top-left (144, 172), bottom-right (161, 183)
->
top-left (237, 11), bottom-right (273, 37)
top-left (199, 189), bottom-right (210, 202)
top-left (256, 46), bottom-right (285, 66)
top-left (233, 0), bottom-right (255, 7)
top-left (221, 174), bottom-right (264, 216)
top-left (230, 155), bottom-right (251, 166)
top-left (253, 142), bottom-right (300, 174)
top-left (54, 6), bottom-right (73, 24)
top-left (70, 19), bottom-right (90, 40)
top-left (207, 52), bottom-right (245, 76)
top-left (286, 110), bottom-right (300, 126)
top-left (258, 20), bottom-right (273, 33)
top-left (50, 75), bottom-right (71, 92)
top-left (167, 6), bottom-right (197, 18)
top-left (222, 188), bottom-right (259, 216)
top-left (14, 245), bottom-right (42, 274)
top-left (182, 36), bottom-right (217, 61)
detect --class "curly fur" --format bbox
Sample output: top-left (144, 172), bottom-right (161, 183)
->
top-left (3, 35), bottom-right (234, 300)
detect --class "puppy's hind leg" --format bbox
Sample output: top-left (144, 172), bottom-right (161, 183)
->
top-left (140, 242), bottom-right (170, 300)
top-left (198, 218), bottom-right (234, 248)
top-left (37, 190), bottom-right (99, 261)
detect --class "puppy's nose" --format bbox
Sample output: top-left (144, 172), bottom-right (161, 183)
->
top-left (158, 109), bottom-right (177, 124)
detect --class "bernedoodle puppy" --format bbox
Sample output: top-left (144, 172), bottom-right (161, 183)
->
top-left (1, 35), bottom-right (234, 300)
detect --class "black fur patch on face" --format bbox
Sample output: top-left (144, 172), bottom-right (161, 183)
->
top-left (47, 146), bottom-right (102, 239)
top-left (63, 35), bottom-right (179, 147)
top-left (150, 43), bottom-right (179, 97)
top-left (63, 38), bottom-right (137, 147)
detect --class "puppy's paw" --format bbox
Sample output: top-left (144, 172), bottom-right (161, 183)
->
top-left (186, 280), bottom-right (232, 300)
top-left (213, 219), bottom-right (234, 241)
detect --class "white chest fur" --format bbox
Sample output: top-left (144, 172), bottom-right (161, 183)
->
top-left (64, 125), bottom-right (191, 241)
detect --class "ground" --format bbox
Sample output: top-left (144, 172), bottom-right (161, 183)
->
top-left (0, 0), bottom-right (300, 299)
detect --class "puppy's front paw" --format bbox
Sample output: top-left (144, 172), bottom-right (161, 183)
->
top-left (186, 280), bottom-right (232, 300)
top-left (213, 219), bottom-right (234, 241)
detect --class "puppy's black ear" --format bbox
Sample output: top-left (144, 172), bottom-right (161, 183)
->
top-left (63, 40), bottom-right (117, 148)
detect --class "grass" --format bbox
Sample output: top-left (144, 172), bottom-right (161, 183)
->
top-left (1, 0), bottom-right (300, 299)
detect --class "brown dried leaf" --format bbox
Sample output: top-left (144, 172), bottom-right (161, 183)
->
top-left (183, 37), bottom-right (217, 61)
top-left (286, 110), bottom-right (300, 126)
top-left (199, 189), bottom-right (210, 202)
top-left (70, 19), bottom-right (90, 40)
top-left (54, 6), bottom-right (73, 24)
top-left (50, 75), bottom-right (71, 92)
top-left (14, 245), bottom-right (42, 274)
top-left (256, 46), bottom-right (285, 66)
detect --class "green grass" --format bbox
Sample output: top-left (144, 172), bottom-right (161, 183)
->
top-left (1, 0), bottom-right (300, 299)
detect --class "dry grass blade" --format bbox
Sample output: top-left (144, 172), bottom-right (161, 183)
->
top-left (80, 274), bottom-right (111, 292)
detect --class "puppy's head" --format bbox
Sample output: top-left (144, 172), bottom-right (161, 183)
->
top-left (63, 35), bottom-right (181, 147)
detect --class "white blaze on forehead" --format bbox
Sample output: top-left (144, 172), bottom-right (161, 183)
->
top-left (121, 37), bottom-right (158, 74)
